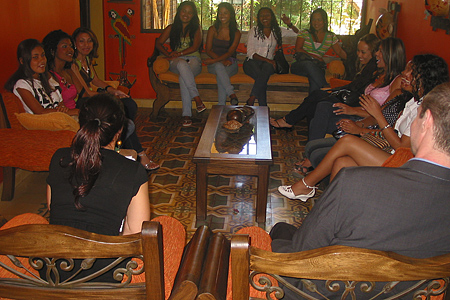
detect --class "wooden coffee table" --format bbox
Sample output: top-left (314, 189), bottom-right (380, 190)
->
top-left (193, 105), bottom-right (273, 225)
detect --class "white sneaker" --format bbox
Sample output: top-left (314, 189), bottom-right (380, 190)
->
top-left (278, 185), bottom-right (316, 201)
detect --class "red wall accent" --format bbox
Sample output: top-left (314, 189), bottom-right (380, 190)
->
top-left (367, 0), bottom-right (450, 63)
top-left (0, 0), bottom-right (80, 90)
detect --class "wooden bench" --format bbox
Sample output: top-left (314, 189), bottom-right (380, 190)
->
top-left (0, 91), bottom-right (76, 201)
top-left (147, 32), bottom-right (346, 120)
top-left (230, 234), bottom-right (450, 300)
top-left (0, 220), bottom-right (165, 299)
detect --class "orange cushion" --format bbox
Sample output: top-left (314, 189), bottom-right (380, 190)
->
top-left (226, 226), bottom-right (276, 300)
top-left (1, 92), bottom-right (26, 130)
top-left (0, 129), bottom-right (75, 171)
top-left (153, 58), bottom-right (170, 75)
top-left (15, 112), bottom-right (79, 132)
top-left (0, 213), bottom-right (49, 279)
top-left (130, 216), bottom-right (186, 300)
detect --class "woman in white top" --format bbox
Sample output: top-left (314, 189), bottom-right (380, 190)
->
top-left (243, 7), bottom-right (282, 106)
top-left (4, 39), bottom-right (78, 116)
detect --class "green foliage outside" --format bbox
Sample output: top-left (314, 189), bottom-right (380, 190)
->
top-left (184, 0), bottom-right (363, 35)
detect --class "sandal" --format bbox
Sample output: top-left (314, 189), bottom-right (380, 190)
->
top-left (270, 117), bottom-right (293, 130)
top-left (138, 152), bottom-right (160, 172)
top-left (230, 96), bottom-right (239, 106)
top-left (269, 118), bottom-right (294, 131)
top-left (196, 103), bottom-right (206, 113)
top-left (294, 159), bottom-right (314, 176)
top-left (143, 160), bottom-right (160, 171)
top-left (182, 117), bottom-right (192, 127)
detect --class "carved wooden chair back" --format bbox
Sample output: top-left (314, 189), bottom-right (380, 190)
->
top-left (231, 235), bottom-right (450, 300)
top-left (0, 221), bottom-right (165, 300)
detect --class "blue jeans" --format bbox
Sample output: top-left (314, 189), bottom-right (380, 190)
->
top-left (207, 61), bottom-right (238, 105)
top-left (169, 56), bottom-right (202, 117)
top-left (243, 59), bottom-right (275, 106)
top-left (291, 60), bottom-right (327, 94)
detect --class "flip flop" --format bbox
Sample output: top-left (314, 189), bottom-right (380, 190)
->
top-left (270, 117), bottom-right (293, 131)
top-left (182, 117), bottom-right (192, 127)
top-left (196, 103), bottom-right (206, 113)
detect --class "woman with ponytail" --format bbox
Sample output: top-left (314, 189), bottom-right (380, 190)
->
top-left (47, 93), bottom-right (150, 237)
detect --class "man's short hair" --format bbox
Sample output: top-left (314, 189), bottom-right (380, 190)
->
top-left (420, 82), bottom-right (450, 155)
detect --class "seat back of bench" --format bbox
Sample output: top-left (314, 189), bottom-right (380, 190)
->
top-left (0, 221), bottom-right (165, 300)
top-left (230, 235), bottom-right (450, 300)
top-left (0, 91), bottom-right (26, 130)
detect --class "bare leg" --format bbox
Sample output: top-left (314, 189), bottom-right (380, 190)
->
top-left (330, 156), bottom-right (357, 181)
top-left (290, 135), bottom-right (392, 195)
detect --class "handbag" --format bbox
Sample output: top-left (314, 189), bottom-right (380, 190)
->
top-left (294, 52), bottom-right (326, 70)
top-left (274, 48), bottom-right (289, 74)
top-left (359, 131), bottom-right (394, 154)
top-left (330, 89), bottom-right (361, 107)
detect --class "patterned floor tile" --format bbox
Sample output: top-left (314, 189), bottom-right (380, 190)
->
top-left (135, 108), bottom-right (319, 239)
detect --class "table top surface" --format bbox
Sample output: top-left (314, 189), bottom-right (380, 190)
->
top-left (193, 105), bottom-right (272, 163)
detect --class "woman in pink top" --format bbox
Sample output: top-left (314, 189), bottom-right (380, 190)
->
top-left (308, 37), bottom-right (406, 141)
top-left (42, 30), bottom-right (84, 109)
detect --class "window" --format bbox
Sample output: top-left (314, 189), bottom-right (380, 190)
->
top-left (142, 0), bottom-right (366, 35)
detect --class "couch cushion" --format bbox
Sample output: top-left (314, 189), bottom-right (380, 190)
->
top-left (1, 92), bottom-right (26, 130)
top-left (0, 129), bottom-right (75, 171)
top-left (15, 112), bottom-right (79, 132)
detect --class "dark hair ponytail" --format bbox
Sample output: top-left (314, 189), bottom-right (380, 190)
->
top-left (65, 94), bottom-right (125, 210)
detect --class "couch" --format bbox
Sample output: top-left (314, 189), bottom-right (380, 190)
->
top-left (0, 91), bottom-right (76, 201)
top-left (147, 32), bottom-right (346, 120)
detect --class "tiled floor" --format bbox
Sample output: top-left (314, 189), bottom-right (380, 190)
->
top-left (0, 107), bottom-right (323, 239)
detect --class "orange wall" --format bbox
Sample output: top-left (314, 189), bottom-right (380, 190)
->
top-left (104, 0), bottom-right (450, 99)
top-left (2, 1), bottom-right (449, 98)
top-left (0, 0), bottom-right (80, 90)
top-left (103, 1), bottom-right (159, 99)
top-left (367, 0), bottom-right (450, 63)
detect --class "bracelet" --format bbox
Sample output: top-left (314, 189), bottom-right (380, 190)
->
top-left (381, 124), bottom-right (391, 131)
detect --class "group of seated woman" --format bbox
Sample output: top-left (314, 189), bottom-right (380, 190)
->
top-left (273, 35), bottom-right (449, 201)
top-left (155, 1), bottom-right (347, 126)
top-left (4, 28), bottom-right (160, 171)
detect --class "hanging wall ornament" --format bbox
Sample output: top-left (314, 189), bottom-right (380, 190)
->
top-left (109, 8), bottom-right (135, 68)
top-left (425, 0), bottom-right (449, 17)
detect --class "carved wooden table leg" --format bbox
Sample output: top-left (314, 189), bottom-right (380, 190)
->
top-left (256, 164), bottom-right (269, 225)
top-left (196, 162), bottom-right (208, 222)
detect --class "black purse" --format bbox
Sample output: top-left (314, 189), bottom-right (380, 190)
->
top-left (274, 48), bottom-right (289, 74)
top-left (294, 52), bottom-right (326, 70)
top-left (330, 89), bottom-right (361, 107)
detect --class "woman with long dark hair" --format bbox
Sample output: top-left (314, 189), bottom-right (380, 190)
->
top-left (42, 29), bottom-right (159, 171)
top-left (156, 1), bottom-right (205, 126)
top-left (204, 2), bottom-right (241, 105)
top-left (47, 93), bottom-right (150, 236)
top-left (4, 39), bottom-right (78, 116)
top-left (290, 8), bottom-right (347, 94)
top-left (270, 33), bottom-right (380, 129)
top-left (42, 30), bottom-right (84, 110)
top-left (244, 7), bottom-right (282, 106)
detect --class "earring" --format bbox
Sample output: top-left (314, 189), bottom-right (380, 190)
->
top-left (115, 140), bottom-right (122, 153)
